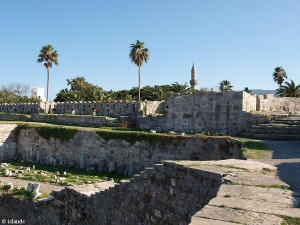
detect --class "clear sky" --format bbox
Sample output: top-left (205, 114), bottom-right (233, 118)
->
top-left (1, 0), bottom-right (299, 100)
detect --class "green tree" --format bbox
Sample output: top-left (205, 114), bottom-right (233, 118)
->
top-left (219, 80), bottom-right (233, 92)
top-left (54, 77), bottom-right (103, 102)
top-left (129, 40), bottom-right (150, 101)
top-left (0, 82), bottom-right (40, 103)
top-left (37, 44), bottom-right (59, 101)
top-left (276, 80), bottom-right (300, 97)
top-left (171, 82), bottom-right (190, 94)
top-left (244, 87), bottom-right (252, 93)
top-left (273, 66), bottom-right (287, 88)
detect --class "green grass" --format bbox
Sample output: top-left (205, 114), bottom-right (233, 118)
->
top-left (280, 215), bottom-right (300, 225)
top-left (0, 186), bottom-right (50, 200)
top-left (1, 161), bottom-right (128, 186)
top-left (234, 137), bottom-right (271, 159)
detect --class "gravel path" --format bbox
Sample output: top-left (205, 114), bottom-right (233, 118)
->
top-left (257, 141), bottom-right (300, 192)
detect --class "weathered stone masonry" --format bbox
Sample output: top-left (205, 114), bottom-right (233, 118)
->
top-left (0, 161), bottom-right (223, 225)
top-left (16, 126), bottom-right (241, 175)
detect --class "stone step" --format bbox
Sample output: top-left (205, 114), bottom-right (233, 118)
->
top-left (251, 124), bottom-right (300, 130)
top-left (193, 205), bottom-right (283, 225)
top-left (208, 186), bottom-right (300, 218)
top-left (269, 120), bottom-right (300, 125)
top-left (243, 133), bottom-right (300, 140)
top-left (190, 216), bottom-right (241, 225)
top-left (249, 129), bottom-right (300, 135)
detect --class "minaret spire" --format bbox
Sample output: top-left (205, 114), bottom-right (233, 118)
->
top-left (190, 62), bottom-right (198, 90)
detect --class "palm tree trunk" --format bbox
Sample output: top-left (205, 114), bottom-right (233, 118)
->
top-left (46, 67), bottom-right (50, 101)
top-left (138, 66), bottom-right (141, 101)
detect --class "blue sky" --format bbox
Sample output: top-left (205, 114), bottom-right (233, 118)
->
top-left (0, 0), bottom-right (299, 100)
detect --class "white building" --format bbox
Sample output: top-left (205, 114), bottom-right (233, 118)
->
top-left (31, 87), bottom-right (46, 102)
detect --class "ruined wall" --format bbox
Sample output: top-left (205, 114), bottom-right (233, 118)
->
top-left (242, 92), bottom-right (257, 112)
top-left (139, 92), bottom-right (246, 133)
top-left (0, 124), bottom-right (18, 161)
top-left (17, 127), bottom-right (241, 175)
top-left (52, 161), bottom-right (222, 225)
top-left (0, 196), bottom-right (59, 225)
top-left (0, 161), bottom-right (222, 225)
top-left (257, 94), bottom-right (300, 112)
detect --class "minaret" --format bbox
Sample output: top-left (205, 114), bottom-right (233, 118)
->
top-left (190, 62), bottom-right (198, 90)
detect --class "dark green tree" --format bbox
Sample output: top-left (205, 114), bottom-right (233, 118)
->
top-left (54, 77), bottom-right (103, 102)
top-left (171, 82), bottom-right (190, 94)
top-left (219, 80), bottom-right (233, 92)
top-left (273, 66), bottom-right (287, 88)
top-left (276, 80), bottom-right (300, 97)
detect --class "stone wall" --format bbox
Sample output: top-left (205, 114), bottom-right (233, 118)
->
top-left (0, 101), bottom-right (165, 117)
top-left (242, 92), bottom-right (257, 112)
top-left (0, 161), bottom-right (223, 225)
top-left (139, 92), bottom-right (246, 133)
top-left (0, 196), bottom-right (59, 225)
top-left (53, 101), bottom-right (165, 117)
top-left (52, 161), bottom-right (222, 225)
top-left (16, 127), bottom-right (241, 175)
top-left (0, 124), bottom-right (17, 161)
top-left (257, 94), bottom-right (300, 112)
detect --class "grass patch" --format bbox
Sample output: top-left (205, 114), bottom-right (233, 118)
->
top-left (280, 215), bottom-right (300, 225)
top-left (1, 161), bottom-right (128, 186)
top-left (234, 137), bottom-right (271, 159)
top-left (18, 123), bottom-right (79, 141)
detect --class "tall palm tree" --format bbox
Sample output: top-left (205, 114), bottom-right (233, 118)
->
top-left (129, 40), bottom-right (150, 101)
top-left (219, 80), bottom-right (233, 92)
top-left (276, 80), bottom-right (300, 97)
top-left (273, 66), bottom-right (287, 88)
top-left (37, 44), bottom-right (59, 101)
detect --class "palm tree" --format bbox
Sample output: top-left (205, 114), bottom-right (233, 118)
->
top-left (37, 44), bottom-right (59, 101)
top-left (129, 40), bottom-right (150, 101)
top-left (171, 82), bottom-right (190, 94)
top-left (276, 80), bottom-right (300, 97)
top-left (273, 66), bottom-right (287, 88)
top-left (219, 80), bottom-right (233, 92)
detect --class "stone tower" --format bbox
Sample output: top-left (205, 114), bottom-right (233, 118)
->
top-left (190, 62), bottom-right (198, 90)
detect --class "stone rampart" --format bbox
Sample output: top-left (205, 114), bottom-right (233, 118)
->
top-left (140, 92), bottom-right (246, 133)
top-left (257, 94), bottom-right (300, 112)
top-left (0, 161), bottom-right (223, 225)
top-left (16, 126), bottom-right (241, 175)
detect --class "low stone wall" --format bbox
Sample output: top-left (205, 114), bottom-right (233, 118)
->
top-left (17, 126), bottom-right (241, 175)
top-left (0, 124), bottom-right (17, 161)
top-left (257, 94), bottom-right (300, 112)
top-left (0, 161), bottom-right (223, 225)
top-left (0, 196), bottom-right (58, 225)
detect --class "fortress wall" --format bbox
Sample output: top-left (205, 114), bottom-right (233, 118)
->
top-left (0, 102), bottom-right (44, 114)
top-left (52, 161), bottom-right (222, 225)
top-left (0, 161), bottom-right (222, 225)
top-left (256, 94), bottom-right (300, 112)
top-left (139, 92), bottom-right (246, 133)
top-left (17, 127), bottom-right (241, 175)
